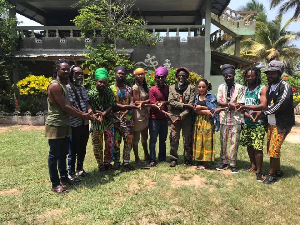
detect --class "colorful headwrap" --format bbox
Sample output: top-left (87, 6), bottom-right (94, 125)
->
top-left (115, 66), bottom-right (126, 73)
top-left (155, 66), bottom-right (168, 76)
top-left (95, 68), bottom-right (108, 80)
top-left (134, 68), bottom-right (145, 75)
top-left (221, 64), bottom-right (236, 76)
top-left (175, 67), bottom-right (190, 77)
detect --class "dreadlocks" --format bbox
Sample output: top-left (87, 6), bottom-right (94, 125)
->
top-left (53, 58), bottom-right (70, 78)
top-left (243, 67), bottom-right (261, 87)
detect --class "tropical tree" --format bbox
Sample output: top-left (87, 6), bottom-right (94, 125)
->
top-left (270, 0), bottom-right (300, 19)
top-left (217, 0), bottom-right (267, 55)
top-left (241, 15), bottom-right (300, 72)
top-left (0, 0), bottom-right (18, 112)
top-left (73, 0), bottom-right (157, 88)
top-left (238, 0), bottom-right (267, 22)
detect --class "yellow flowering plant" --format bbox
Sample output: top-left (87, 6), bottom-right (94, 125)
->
top-left (16, 75), bottom-right (52, 96)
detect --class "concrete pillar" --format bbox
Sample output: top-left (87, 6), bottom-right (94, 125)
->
top-left (234, 37), bottom-right (241, 57)
top-left (204, 0), bottom-right (211, 79)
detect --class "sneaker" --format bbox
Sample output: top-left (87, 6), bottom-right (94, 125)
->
top-left (69, 174), bottom-right (80, 183)
top-left (275, 170), bottom-right (283, 177)
top-left (243, 166), bottom-right (256, 173)
top-left (256, 173), bottom-right (264, 182)
top-left (230, 167), bottom-right (239, 174)
top-left (76, 170), bottom-right (90, 177)
top-left (216, 164), bottom-right (228, 171)
top-left (263, 174), bottom-right (277, 185)
top-left (60, 177), bottom-right (77, 186)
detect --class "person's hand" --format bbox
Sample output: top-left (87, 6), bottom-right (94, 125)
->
top-left (155, 101), bottom-right (166, 110)
top-left (172, 115), bottom-right (182, 124)
top-left (211, 108), bottom-right (222, 115)
top-left (204, 110), bottom-right (214, 118)
top-left (119, 112), bottom-right (127, 121)
top-left (235, 104), bottom-right (246, 112)
top-left (252, 111), bottom-right (262, 122)
top-left (184, 104), bottom-right (194, 110)
top-left (228, 102), bottom-right (238, 109)
top-left (82, 113), bottom-right (93, 121)
top-left (244, 112), bottom-right (254, 122)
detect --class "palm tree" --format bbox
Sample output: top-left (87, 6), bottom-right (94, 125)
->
top-left (241, 15), bottom-right (300, 69)
top-left (238, 0), bottom-right (267, 22)
top-left (270, 0), bottom-right (300, 19)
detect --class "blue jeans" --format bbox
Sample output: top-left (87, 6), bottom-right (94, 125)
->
top-left (48, 137), bottom-right (70, 187)
top-left (149, 119), bottom-right (168, 162)
top-left (68, 125), bottom-right (89, 174)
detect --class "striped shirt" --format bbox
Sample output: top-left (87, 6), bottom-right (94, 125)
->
top-left (88, 87), bottom-right (115, 133)
top-left (66, 84), bottom-right (90, 127)
top-left (217, 83), bottom-right (245, 125)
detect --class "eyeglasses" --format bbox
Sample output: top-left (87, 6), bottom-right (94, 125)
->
top-left (156, 76), bottom-right (166, 79)
top-left (245, 75), bottom-right (256, 79)
top-left (74, 72), bottom-right (83, 75)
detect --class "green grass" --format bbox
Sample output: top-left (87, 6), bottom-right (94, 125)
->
top-left (1, 126), bottom-right (300, 225)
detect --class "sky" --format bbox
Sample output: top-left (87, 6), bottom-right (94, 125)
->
top-left (16, 0), bottom-right (299, 46)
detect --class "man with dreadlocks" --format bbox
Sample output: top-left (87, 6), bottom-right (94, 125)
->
top-left (66, 65), bottom-right (91, 181)
top-left (45, 59), bottom-right (92, 194)
top-left (237, 67), bottom-right (268, 182)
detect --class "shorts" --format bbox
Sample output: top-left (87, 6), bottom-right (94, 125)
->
top-left (240, 125), bottom-right (265, 150)
top-left (267, 125), bottom-right (288, 158)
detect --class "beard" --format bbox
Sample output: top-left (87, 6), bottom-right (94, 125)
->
top-left (73, 78), bottom-right (83, 86)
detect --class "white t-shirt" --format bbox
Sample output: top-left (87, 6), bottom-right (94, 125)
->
top-left (267, 84), bottom-right (279, 125)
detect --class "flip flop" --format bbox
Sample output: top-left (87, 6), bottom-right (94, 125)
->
top-left (51, 185), bottom-right (69, 194)
top-left (196, 165), bottom-right (206, 170)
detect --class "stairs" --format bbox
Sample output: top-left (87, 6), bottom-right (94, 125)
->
top-left (210, 7), bottom-right (256, 49)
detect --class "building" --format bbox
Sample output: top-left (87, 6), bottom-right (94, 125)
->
top-left (7, 0), bottom-right (256, 93)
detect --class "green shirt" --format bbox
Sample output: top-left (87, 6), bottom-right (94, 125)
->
top-left (244, 85), bottom-right (265, 127)
top-left (88, 87), bottom-right (115, 132)
top-left (45, 79), bottom-right (70, 127)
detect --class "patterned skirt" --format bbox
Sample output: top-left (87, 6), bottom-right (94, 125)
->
top-left (192, 114), bottom-right (215, 162)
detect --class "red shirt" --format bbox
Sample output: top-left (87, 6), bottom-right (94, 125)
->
top-left (149, 85), bottom-right (169, 120)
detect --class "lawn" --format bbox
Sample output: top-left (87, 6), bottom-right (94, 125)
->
top-left (0, 125), bottom-right (300, 225)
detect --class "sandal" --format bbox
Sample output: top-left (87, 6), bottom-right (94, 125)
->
top-left (123, 163), bottom-right (135, 171)
top-left (51, 185), bottom-right (69, 194)
top-left (150, 161), bottom-right (157, 167)
top-left (196, 165), bottom-right (206, 170)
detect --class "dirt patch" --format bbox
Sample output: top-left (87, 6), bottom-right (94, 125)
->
top-left (35, 209), bottom-right (63, 224)
top-left (0, 188), bottom-right (21, 196)
top-left (285, 115), bottom-right (300, 144)
top-left (171, 175), bottom-right (208, 188)
top-left (126, 178), bottom-right (157, 194)
top-left (0, 125), bottom-right (44, 133)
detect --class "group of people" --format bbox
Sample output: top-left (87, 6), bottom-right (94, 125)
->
top-left (45, 58), bottom-right (295, 194)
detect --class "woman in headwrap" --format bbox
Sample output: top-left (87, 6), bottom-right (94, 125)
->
top-left (88, 68), bottom-right (115, 171)
top-left (132, 68), bottom-right (151, 164)
top-left (66, 65), bottom-right (92, 181)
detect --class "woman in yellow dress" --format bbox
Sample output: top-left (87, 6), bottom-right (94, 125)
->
top-left (192, 79), bottom-right (219, 170)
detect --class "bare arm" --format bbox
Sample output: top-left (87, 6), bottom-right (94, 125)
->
top-left (48, 83), bottom-right (90, 120)
top-left (237, 86), bottom-right (268, 111)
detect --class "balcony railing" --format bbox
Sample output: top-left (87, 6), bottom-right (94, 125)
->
top-left (16, 25), bottom-right (206, 39)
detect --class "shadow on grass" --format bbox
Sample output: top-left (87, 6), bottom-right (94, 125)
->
top-left (237, 159), bottom-right (300, 178)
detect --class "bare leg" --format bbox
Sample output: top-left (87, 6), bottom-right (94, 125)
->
top-left (255, 150), bottom-right (263, 173)
top-left (247, 146), bottom-right (256, 169)
top-left (269, 158), bottom-right (280, 175)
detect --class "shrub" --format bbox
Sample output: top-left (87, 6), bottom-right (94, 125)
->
top-left (16, 75), bottom-right (51, 96)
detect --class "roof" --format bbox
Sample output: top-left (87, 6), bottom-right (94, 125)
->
top-left (7, 0), bottom-right (231, 25)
